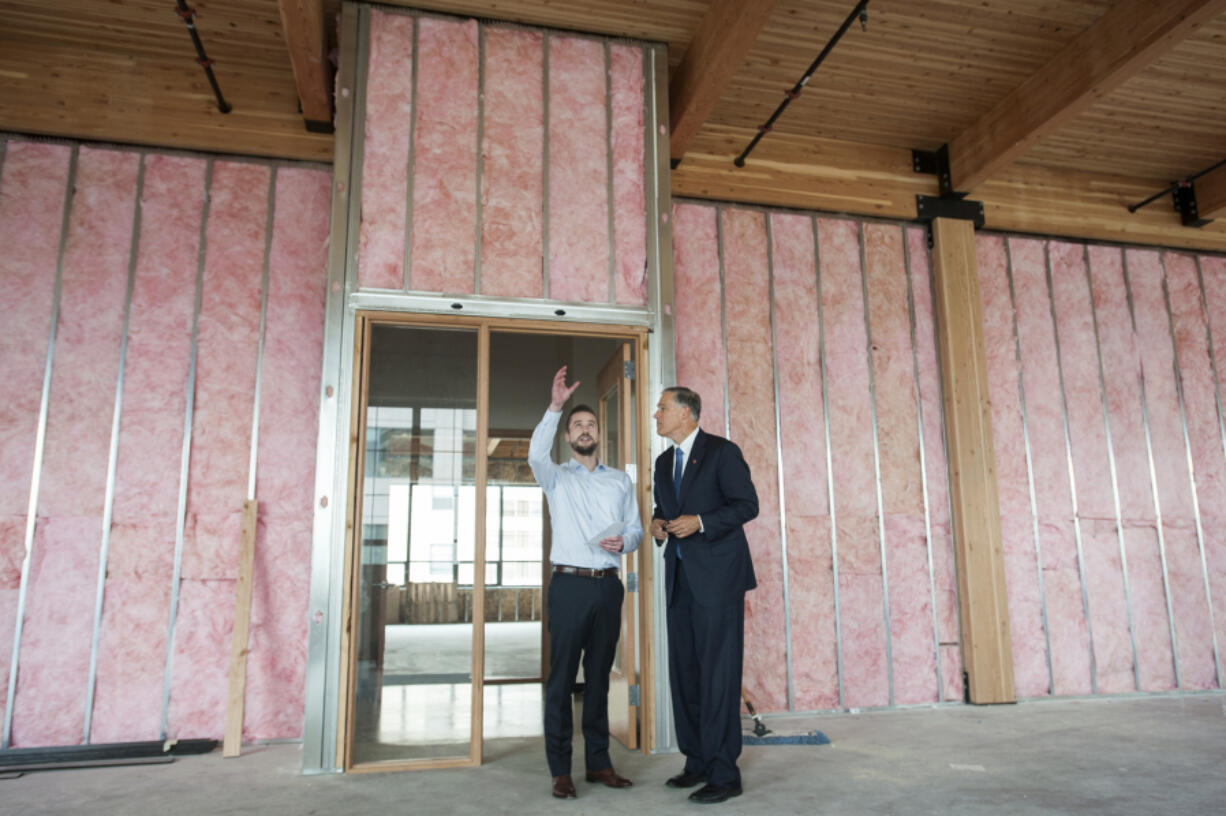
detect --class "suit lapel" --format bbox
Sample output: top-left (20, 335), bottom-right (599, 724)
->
top-left (679, 430), bottom-right (707, 505)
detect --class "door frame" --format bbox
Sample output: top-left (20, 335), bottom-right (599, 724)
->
top-left (337, 310), bottom-right (655, 773)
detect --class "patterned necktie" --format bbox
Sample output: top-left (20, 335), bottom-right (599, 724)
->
top-left (674, 446), bottom-right (684, 502)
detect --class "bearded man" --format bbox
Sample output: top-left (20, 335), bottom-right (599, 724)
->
top-left (528, 366), bottom-right (643, 800)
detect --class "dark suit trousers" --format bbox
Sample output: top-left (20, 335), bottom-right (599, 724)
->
top-left (544, 572), bottom-right (624, 777)
top-left (667, 557), bottom-right (745, 788)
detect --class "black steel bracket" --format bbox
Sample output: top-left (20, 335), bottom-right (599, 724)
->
top-left (1173, 183), bottom-right (1210, 228)
top-left (915, 194), bottom-right (985, 247)
top-left (912, 144), bottom-right (962, 199)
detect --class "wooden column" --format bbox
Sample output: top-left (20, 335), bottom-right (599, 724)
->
top-left (929, 217), bottom-right (1015, 704)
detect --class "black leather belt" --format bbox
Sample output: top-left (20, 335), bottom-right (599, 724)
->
top-left (553, 564), bottom-right (617, 578)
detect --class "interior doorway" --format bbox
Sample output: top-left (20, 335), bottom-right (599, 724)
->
top-left (339, 314), bottom-right (653, 772)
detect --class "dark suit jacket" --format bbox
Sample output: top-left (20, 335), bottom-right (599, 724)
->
top-left (653, 429), bottom-right (758, 608)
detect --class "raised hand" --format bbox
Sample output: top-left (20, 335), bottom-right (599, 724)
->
top-left (549, 365), bottom-right (581, 411)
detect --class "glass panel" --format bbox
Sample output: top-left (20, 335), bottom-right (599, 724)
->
top-left (352, 325), bottom-right (477, 765)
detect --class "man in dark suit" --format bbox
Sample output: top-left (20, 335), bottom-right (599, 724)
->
top-left (651, 386), bottom-right (758, 805)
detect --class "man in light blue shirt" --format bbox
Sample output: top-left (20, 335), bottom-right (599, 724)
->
top-left (529, 366), bottom-right (642, 800)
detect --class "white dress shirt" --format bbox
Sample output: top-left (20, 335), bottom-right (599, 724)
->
top-left (528, 409), bottom-right (643, 569)
top-left (673, 426), bottom-right (704, 532)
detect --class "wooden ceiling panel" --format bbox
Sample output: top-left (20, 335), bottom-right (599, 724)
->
top-left (703, 0), bottom-right (1114, 148)
top-left (1023, 14), bottom-right (1226, 180)
top-left (0, 0), bottom-right (294, 68)
top-left (0, 38), bottom-right (332, 161)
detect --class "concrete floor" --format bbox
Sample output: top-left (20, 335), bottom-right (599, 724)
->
top-left (3, 693), bottom-right (1224, 815)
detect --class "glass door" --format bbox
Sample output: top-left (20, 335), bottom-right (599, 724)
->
top-left (346, 322), bottom-right (487, 769)
top-left (342, 316), bottom-right (647, 771)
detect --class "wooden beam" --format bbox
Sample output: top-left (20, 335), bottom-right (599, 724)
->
top-left (670, 125), bottom-right (1226, 253)
top-left (948, 0), bottom-right (1226, 192)
top-left (1195, 164), bottom-right (1226, 221)
top-left (277, 0), bottom-right (333, 131)
top-left (928, 218), bottom-right (1015, 705)
top-left (668, 0), bottom-right (778, 162)
top-left (223, 499), bottom-right (260, 757)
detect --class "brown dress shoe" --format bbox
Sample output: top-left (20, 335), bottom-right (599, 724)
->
top-left (585, 767), bottom-right (633, 788)
top-left (552, 774), bottom-right (577, 798)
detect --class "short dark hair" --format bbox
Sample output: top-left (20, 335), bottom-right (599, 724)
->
top-left (664, 386), bottom-right (701, 420)
top-left (567, 404), bottom-right (597, 428)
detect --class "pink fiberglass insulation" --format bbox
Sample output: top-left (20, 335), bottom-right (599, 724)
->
top-left (409, 17), bottom-right (478, 294)
top-left (1126, 248), bottom-right (1217, 688)
top-left (246, 166), bottom-right (330, 740)
top-left (480, 27), bottom-right (544, 299)
top-left (818, 217), bottom-right (887, 707)
top-left (610, 44), bottom-right (647, 306)
top-left (907, 227), bottom-right (962, 700)
top-left (863, 224), bottom-right (923, 517)
top-left (1087, 245), bottom-right (1176, 690)
top-left (721, 208), bottom-right (787, 711)
top-left (1199, 254), bottom-right (1226, 666)
top-left (864, 223), bottom-right (937, 703)
top-left (548, 36), bottom-right (610, 304)
top-left (0, 142), bottom-right (70, 573)
top-left (91, 154), bottom-right (206, 743)
top-left (1049, 240), bottom-right (1135, 693)
top-left (883, 514), bottom-right (938, 703)
top-left (182, 161), bottom-right (268, 580)
top-left (671, 203), bottom-right (727, 437)
top-left (770, 213), bottom-right (838, 709)
top-left (11, 147), bottom-right (139, 746)
top-left (1009, 236), bottom-right (1092, 695)
top-left (357, 10), bottom-right (414, 290)
top-left (1165, 252), bottom-right (1226, 672)
top-left (168, 578), bottom-right (234, 738)
top-left (170, 160), bottom-right (269, 738)
top-left (1201, 255), bottom-right (1226, 555)
top-left (977, 233), bottom-right (1050, 697)
top-left (0, 140), bottom-right (70, 726)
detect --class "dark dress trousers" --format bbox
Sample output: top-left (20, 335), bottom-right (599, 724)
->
top-left (653, 429), bottom-right (758, 789)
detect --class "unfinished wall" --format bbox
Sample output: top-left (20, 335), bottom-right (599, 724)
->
top-left (355, 8), bottom-right (647, 304)
top-left (980, 236), bottom-right (1226, 697)
top-left (0, 138), bottom-right (331, 747)
top-left (671, 202), bottom-right (963, 712)
top-left (671, 198), bottom-right (1226, 713)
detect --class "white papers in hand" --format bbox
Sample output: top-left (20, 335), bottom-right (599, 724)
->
top-left (587, 521), bottom-right (623, 549)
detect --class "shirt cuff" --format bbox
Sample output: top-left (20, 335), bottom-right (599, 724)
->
top-left (697, 515), bottom-right (704, 533)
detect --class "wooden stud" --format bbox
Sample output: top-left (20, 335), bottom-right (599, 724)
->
top-left (948, 0), bottom-right (1226, 192)
top-left (928, 217), bottom-right (1015, 705)
top-left (668, 0), bottom-right (778, 163)
top-left (222, 498), bottom-right (260, 758)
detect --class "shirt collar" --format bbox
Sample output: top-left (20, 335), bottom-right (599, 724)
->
top-left (676, 426), bottom-right (700, 460)
top-left (565, 457), bottom-right (606, 473)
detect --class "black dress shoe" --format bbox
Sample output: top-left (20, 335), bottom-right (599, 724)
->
top-left (665, 770), bottom-right (707, 788)
top-left (688, 783), bottom-right (743, 804)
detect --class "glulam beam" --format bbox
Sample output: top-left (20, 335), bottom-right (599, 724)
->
top-left (948, 0), bottom-right (1226, 192)
top-left (668, 0), bottom-right (777, 163)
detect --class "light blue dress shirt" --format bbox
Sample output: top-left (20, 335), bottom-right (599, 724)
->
top-left (529, 409), bottom-right (643, 569)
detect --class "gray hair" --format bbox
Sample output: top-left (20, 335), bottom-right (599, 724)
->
top-left (663, 386), bottom-right (701, 420)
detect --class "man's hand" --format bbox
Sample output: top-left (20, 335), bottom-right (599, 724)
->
top-left (598, 535), bottom-right (624, 554)
top-left (549, 366), bottom-right (581, 412)
top-left (665, 515), bottom-right (701, 538)
top-left (650, 518), bottom-right (668, 541)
